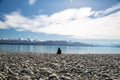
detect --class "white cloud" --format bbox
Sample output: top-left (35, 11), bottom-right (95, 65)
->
top-left (94, 3), bottom-right (120, 17)
top-left (70, 0), bottom-right (73, 3)
top-left (0, 21), bottom-right (7, 29)
top-left (28, 0), bottom-right (37, 5)
top-left (0, 3), bottom-right (120, 39)
top-left (38, 9), bottom-right (44, 13)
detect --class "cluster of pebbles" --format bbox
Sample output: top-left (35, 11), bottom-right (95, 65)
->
top-left (0, 52), bottom-right (120, 80)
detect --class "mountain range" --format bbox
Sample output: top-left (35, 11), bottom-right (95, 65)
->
top-left (0, 38), bottom-right (120, 47)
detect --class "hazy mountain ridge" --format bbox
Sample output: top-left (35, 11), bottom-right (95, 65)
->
top-left (0, 38), bottom-right (120, 47)
top-left (0, 38), bottom-right (94, 46)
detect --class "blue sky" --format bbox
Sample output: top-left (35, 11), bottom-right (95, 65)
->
top-left (0, 0), bottom-right (120, 41)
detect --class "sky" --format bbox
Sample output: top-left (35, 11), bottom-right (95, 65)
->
top-left (0, 0), bottom-right (120, 41)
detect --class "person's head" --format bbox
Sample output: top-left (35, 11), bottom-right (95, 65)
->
top-left (58, 47), bottom-right (60, 50)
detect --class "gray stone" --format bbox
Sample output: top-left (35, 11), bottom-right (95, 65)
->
top-left (48, 73), bottom-right (59, 80)
top-left (39, 68), bottom-right (52, 76)
top-left (20, 75), bottom-right (31, 80)
top-left (0, 73), bottom-right (5, 80)
top-left (7, 76), bottom-right (19, 80)
top-left (59, 76), bottom-right (71, 80)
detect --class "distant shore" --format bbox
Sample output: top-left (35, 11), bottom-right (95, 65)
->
top-left (0, 52), bottom-right (120, 80)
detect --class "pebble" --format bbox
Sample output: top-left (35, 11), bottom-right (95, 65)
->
top-left (39, 68), bottom-right (52, 76)
top-left (48, 73), bottom-right (60, 80)
top-left (20, 75), bottom-right (31, 80)
top-left (7, 76), bottom-right (19, 80)
top-left (0, 73), bottom-right (5, 80)
top-left (0, 52), bottom-right (120, 80)
top-left (59, 76), bottom-right (71, 80)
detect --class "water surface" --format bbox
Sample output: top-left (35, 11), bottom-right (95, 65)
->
top-left (0, 44), bottom-right (120, 54)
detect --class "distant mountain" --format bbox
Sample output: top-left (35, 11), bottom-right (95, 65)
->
top-left (0, 38), bottom-right (94, 46)
top-left (110, 44), bottom-right (120, 47)
top-left (0, 38), bottom-right (120, 47)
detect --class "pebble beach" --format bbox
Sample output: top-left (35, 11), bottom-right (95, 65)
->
top-left (0, 52), bottom-right (120, 80)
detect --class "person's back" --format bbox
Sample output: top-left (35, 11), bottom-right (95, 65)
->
top-left (57, 48), bottom-right (61, 54)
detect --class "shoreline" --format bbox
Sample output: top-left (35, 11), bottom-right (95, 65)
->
top-left (0, 52), bottom-right (120, 80)
top-left (0, 51), bottom-right (120, 54)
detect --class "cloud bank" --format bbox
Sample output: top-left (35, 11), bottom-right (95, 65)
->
top-left (0, 3), bottom-right (120, 39)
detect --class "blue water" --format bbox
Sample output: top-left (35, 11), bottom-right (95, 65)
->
top-left (0, 44), bottom-right (120, 54)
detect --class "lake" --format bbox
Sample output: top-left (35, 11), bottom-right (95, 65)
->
top-left (0, 44), bottom-right (120, 54)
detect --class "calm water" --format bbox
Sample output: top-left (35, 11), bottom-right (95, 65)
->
top-left (0, 44), bottom-right (120, 54)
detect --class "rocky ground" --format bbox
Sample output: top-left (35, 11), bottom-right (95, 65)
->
top-left (0, 52), bottom-right (120, 80)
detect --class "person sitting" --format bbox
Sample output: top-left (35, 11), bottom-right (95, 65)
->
top-left (57, 47), bottom-right (61, 54)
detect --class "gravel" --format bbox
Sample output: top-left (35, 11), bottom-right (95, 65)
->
top-left (0, 52), bottom-right (120, 80)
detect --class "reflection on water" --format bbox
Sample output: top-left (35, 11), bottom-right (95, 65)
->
top-left (0, 44), bottom-right (120, 53)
